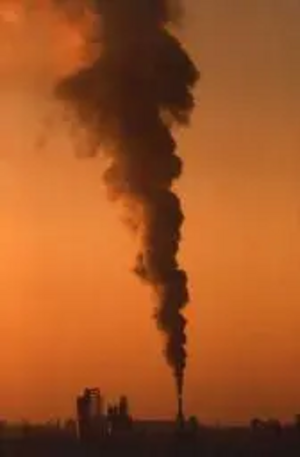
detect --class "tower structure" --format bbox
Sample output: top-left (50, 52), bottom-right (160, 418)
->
top-left (76, 388), bottom-right (104, 441)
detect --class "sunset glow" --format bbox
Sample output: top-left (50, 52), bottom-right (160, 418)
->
top-left (0, 0), bottom-right (299, 425)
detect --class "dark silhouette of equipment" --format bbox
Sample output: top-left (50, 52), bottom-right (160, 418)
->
top-left (107, 395), bottom-right (132, 434)
top-left (176, 394), bottom-right (185, 431)
top-left (76, 388), bottom-right (132, 441)
top-left (76, 388), bottom-right (104, 441)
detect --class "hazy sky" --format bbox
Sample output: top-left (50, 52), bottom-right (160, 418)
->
top-left (0, 0), bottom-right (299, 424)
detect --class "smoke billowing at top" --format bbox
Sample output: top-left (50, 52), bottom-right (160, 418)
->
top-left (55, 0), bottom-right (199, 401)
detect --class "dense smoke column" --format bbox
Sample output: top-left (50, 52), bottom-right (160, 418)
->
top-left (56, 0), bottom-right (199, 399)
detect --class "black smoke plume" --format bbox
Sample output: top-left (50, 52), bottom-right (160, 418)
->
top-left (55, 0), bottom-right (199, 400)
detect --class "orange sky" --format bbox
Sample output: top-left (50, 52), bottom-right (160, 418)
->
top-left (0, 0), bottom-right (299, 424)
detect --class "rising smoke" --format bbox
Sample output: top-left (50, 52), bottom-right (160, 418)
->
top-left (55, 0), bottom-right (199, 400)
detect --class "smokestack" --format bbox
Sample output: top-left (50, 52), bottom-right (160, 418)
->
top-left (177, 394), bottom-right (185, 429)
top-left (55, 0), bottom-right (199, 402)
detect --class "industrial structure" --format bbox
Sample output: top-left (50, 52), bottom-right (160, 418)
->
top-left (76, 388), bottom-right (105, 440)
top-left (76, 388), bottom-right (132, 441)
top-left (176, 395), bottom-right (185, 431)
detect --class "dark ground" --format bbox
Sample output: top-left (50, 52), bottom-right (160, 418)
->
top-left (1, 426), bottom-right (300, 457)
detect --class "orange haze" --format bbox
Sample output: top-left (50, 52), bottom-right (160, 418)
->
top-left (0, 0), bottom-right (299, 424)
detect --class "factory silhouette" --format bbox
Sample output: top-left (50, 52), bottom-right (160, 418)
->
top-left (75, 387), bottom-right (190, 442)
top-left (1, 386), bottom-right (300, 456)
top-left (76, 388), bottom-right (133, 440)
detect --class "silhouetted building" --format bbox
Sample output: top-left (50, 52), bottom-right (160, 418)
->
top-left (251, 418), bottom-right (265, 431)
top-left (107, 396), bottom-right (132, 435)
top-left (76, 388), bottom-right (105, 441)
